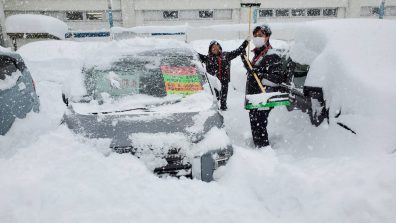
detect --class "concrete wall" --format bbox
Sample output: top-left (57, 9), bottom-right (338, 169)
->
top-left (2, 0), bottom-right (396, 33)
top-left (348, 0), bottom-right (396, 18)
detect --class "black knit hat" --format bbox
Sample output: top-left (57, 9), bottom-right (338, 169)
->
top-left (253, 24), bottom-right (272, 36)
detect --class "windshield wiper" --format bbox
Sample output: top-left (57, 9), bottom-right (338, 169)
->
top-left (148, 98), bottom-right (182, 108)
top-left (90, 107), bottom-right (150, 115)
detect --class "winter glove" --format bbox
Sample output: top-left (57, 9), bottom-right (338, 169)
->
top-left (241, 40), bottom-right (249, 49)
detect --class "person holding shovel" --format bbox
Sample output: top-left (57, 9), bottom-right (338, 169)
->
top-left (198, 40), bottom-right (249, 110)
top-left (243, 24), bottom-right (285, 148)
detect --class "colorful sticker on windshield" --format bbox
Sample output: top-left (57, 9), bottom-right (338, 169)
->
top-left (161, 66), bottom-right (203, 95)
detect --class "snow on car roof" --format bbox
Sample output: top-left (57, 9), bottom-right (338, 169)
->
top-left (289, 19), bottom-right (396, 122)
top-left (5, 14), bottom-right (68, 40)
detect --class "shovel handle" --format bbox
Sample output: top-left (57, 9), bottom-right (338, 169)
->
top-left (242, 54), bottom-right (266, 93)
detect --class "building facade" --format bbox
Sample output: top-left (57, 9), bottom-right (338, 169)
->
top-left (2, 0), bottom-right (396, 31)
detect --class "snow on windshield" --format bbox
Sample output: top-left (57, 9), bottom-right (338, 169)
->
top-left (0, 70), bottom-right (22, 91)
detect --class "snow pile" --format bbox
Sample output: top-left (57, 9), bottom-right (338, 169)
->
top-left (5, 14), bottom-right (68, 39)
top-left (186, 110), bottom-right (216, 134)
top-left (191, 127), bottom-right (230, 155)
top-left (0, 20), bottom-right (395, 223)
top-left (129, 132), bottom-right (191, 170)
top-left (0, 70), bottom-right (21, 90)
top-left (290, 19), bottom-right (396, 153)
top-left (0, 46), bottom-right (12, 53)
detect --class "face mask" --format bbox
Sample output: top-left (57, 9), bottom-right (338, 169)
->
top-left (253, 37), bottom-right (266, 48)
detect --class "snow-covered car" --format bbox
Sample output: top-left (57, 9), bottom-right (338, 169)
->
top-left (62, 47), bottom-right (233, 182)
top-left (0, 50), bottom-right (40, 135)
top-left (282, 58), bottom-right (329, 127)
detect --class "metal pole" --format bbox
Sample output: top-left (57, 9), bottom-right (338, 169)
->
top-left (253, 8), bottom-right (258, 24)
top-left (107, 0), bottom-right (114, 28)
top-left (379, 0), bottom-right (385, 19)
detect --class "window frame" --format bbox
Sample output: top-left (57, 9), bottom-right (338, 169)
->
top-left (66, 11), bottom-right (84, 21)
top-left (291, 8), bottom-right (306, 17)
top-left (323, 8), bottom-right (337, 17)
top-left (198, 10), bottom-right (214, 19)
top-left (258, 9), bottom-right (274, 18)
top-left (86, 11), bottom-right (104, 21)
top-left (275, 8), bottom-right (290, 17)
top-left (307, 8), bottom-right (321, 17)
top-left (163, 10), bottom-right (179, 20)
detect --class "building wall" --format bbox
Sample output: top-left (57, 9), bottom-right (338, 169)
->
top-left (2, 0), bottom-right (396, 33)
top-left (349, 0), bottom-right (396, 19)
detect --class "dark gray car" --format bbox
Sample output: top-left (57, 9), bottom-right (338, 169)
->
top-left (62, 48), bottom-right (233, 182)
top-left (0, 50), bottom-right (40, 135)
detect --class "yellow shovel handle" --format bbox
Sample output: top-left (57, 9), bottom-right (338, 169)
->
top-left (243, 54), bottom-right (266, 93)
top-left (247, 7), bottom-right (252, 60)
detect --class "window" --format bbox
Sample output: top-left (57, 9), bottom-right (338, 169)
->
top-left (370, 7), bottom-right (380, 16)
top-left (0, 57), bottom-right (18, 81)
top-left (292, 9), bottom-right (306, 16)
top-left (307, 8), bottom-right (321, 16)
top-left (66, 11), bottom-right (83, 20)
top-left (323, 8), bottom-right (337, 17)
top-left (276, 9), bottom-right (289, 17)
top-left (259, 9), bottom-right (273, 17)
top-left (87, 12), bottom-right (103, 21)
top-left (163, 11), bottom-right (178, 19)
top-left (199, 10), bottom-right (213, 19)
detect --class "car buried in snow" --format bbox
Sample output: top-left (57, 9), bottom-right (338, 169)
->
top-left (61, 46), bottom-right (233, 182)
top-left (0, 50), bottom-right (40, 135)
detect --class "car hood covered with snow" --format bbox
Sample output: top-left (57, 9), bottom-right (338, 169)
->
top-left (60, 40), bottom-right (228, 155)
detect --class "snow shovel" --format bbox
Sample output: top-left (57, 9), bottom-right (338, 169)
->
top-left (241, 54), bottom-right (290, 110)
top-left (240, 3), bottom-right (261, 60)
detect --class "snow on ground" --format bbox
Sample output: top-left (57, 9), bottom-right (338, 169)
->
top-left (1, 20), bottom-right (396, 223)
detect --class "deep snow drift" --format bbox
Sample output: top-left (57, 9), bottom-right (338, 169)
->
top-left (0, 19), bottom-right (395, 223)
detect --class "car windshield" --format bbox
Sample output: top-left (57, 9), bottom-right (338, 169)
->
top-left (73, 50), bottom-right (212, 114)
top-left (0, 56), bottom-right (18, 81)
top-left (84, 53), bottom-right (203, 100)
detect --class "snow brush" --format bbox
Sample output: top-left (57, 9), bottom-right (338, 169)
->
top-left (241, 54), bottom-right (290, 110)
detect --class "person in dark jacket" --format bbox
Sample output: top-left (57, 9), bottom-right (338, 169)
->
top-left (198, 40), bottom-right (249, 110)
top-left (244, 24), bottom-right (286, 148)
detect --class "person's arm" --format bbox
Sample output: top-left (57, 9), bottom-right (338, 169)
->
top-left (227, 40), bottom-right (249, 60)
top-left (198, 53), bottom-right (208, 63)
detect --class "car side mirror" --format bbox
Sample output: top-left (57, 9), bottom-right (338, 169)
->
top-left (61, 83), bottom-right (71, 107)
top-left (62, 93), bottom-right (69, 106)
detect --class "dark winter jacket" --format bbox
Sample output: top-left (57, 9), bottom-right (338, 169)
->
top-left (245, 44), bottom-right (286, 95)
top-left (198, 40), bottom-right (248, 83)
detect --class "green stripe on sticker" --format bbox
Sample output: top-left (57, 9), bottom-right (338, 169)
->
top-left (245, 100), bottom-right (290, 110)
top-left (167, 90), bottom-right (197, 95)
top-left (163, 74), bottom-right (201, 83)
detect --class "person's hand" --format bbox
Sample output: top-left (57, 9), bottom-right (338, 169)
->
top-left (250, 68), bottom-right (261, 76)
top-left (246, 36), bottom-right (251, 42)
top-left (242, 39), bottom-right (249, 49)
